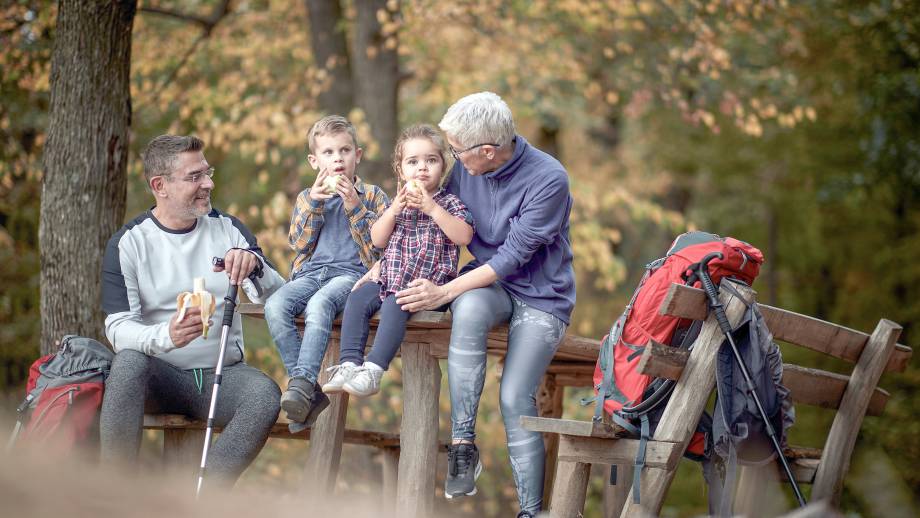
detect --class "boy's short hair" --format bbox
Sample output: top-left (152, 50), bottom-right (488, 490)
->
top-left (307, 115), bottom-right (359, 153)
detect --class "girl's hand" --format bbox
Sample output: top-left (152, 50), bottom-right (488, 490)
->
top-left (406, 185), bottom-right (436, 215)
top-left (352, 260), bottom-right (382, 292)
top-left (309, 168), bottom-right (334, 202)
top-left (389, 184), bottom-right (408, 216)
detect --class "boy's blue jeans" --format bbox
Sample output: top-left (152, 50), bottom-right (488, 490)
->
top-left (264, 267), bottom-right (360, 385)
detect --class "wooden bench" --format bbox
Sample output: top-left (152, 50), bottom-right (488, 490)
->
top-left (522, 280), bottom-right (912, 517)
top-left (143, 413), bottom-right (410, 508)
top-left (141, 304), bottom-right (601, 518)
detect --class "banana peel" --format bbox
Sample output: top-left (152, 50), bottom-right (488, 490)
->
top-left (176, 277), bottom-right (217, 338)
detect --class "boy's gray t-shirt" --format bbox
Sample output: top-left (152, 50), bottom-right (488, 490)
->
top-left (298, 195), bottom-right (367, 278)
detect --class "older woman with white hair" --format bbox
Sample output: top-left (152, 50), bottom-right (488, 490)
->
top-left (395, 91), bottom-right (575, 517)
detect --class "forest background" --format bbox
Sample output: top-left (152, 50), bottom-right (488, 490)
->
top-left (1, 1), bottom-right (918, 516)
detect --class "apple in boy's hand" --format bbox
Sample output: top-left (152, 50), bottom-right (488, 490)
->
top-left (323, 174), bottom-right (342, 194)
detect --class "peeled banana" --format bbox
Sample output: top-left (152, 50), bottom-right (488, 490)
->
top-left (176, 277), bottom-right (217, 338)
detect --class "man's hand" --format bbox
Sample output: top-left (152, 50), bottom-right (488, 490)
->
top-left (336, 174), bottom-right (360, 211)
top-left (214, 249), bottom-right (259, 285)
top-left (169, 307), bottom-right (210, 347)
top-left (395, 279), bottom-right (452, 311)
top-left (309, 168), bottom-right (334, 202)
top-left (353, 260), bottom-right (382, 292)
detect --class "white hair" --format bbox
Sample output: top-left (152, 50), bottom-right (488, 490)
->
top-left (438, 91), bottom-right (516, 149)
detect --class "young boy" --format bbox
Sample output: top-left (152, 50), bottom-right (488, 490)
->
top-left (264, 115), bottom-right (388, 432)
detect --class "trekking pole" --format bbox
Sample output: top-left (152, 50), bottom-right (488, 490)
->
top-left (196, 258), bottom-right (239, 498)
top-left (696, 253), bottom-right (807, 508)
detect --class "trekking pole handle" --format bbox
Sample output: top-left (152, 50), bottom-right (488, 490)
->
top-left (697, 253), bottom-right (733, 336)
top-left (212, 256), bottom-right (239, 328)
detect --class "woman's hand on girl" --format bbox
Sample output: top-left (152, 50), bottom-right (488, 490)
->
top-left (395, 279), bottom-right (452, 311)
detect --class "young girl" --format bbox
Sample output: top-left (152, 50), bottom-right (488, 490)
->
top-left (322, 124), bottom-right (474, 396)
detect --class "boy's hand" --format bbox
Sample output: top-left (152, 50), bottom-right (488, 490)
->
top-left (336, 175), bottom-right (360, 211)
top-left (309, 168), bottom-right (334, 202)
top-left (406, 186), bottom-right (436, 215)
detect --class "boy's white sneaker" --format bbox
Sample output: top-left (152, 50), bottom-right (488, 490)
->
top-left (321, 362), bottom-right (359, 393)
top-left (343, 363), bottom-right (383, 397)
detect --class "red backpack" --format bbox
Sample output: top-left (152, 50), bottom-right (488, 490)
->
top-left (7, 336), bottom-right (113, 452)
top-left (587, 231), bottom-right (763, 501)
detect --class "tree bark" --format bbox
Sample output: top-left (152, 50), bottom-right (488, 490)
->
top-left (39, 0), bottom-right (136, 354)
top-left (304, 0), bottom-right (354, 117)
top-left (352, 0), bottom-right (399, 189)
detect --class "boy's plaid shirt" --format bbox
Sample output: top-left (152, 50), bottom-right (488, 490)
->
top-left (288, 176), bottom-right (389, 276)
top-left (379, 190), bottom-right (473, 295)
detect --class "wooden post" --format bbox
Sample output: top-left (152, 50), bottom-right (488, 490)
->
top-left (380, 447), bottom-right (400, 514)
top-left (812, 319), bottom-right (901, 505)
top-left (397, 342), bottom-right (441, 518)
top-left (163, 428), bottom-right (205, 474)
top-left (537, 373), bottom-right (565, 507)
top-left (303, 338), bottom-right (350, 495)
top-left (549, 446), bottom-right (592, 518)
top-left (735, 463), bottom-right (786, 517)
top-left (620, 281), bottom-right (755, 518)
top-left (603, 463), bottom-right (634, 518)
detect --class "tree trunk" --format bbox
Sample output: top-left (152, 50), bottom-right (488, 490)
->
top-left (39, 0), bottom-right (136, 354)
top-left (304, 0), bottom-right (354, 116)
top-left (352, 0), bottom-right (399, 189)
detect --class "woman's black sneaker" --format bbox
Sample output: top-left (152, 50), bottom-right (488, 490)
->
top-left (444, 442), bottom-right (482, 499)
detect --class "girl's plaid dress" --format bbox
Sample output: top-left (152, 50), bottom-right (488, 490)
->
top-left (378, 190), bottom-right (473, 297)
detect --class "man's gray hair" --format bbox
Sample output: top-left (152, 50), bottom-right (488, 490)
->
top-left (142, 135), bottom-right (204, 188)
top-left (438, 91), bottom-right (516, 149)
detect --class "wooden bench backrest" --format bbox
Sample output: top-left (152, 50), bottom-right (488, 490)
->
top-left (656, 283), bottom-right (909, 504)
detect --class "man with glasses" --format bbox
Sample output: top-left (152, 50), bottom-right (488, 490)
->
top-left (100, 135), bottom-right (285, 487)
top-left (394, 92), bottom-right (575, 517)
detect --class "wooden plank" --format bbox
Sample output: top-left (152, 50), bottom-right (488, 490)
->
top-left (240, 302), bottom-right (602, 362)
top-left (549, 460), bottom-right (591, 518)
top-left (397, 342), bottom-right (441, 518)
top-left (783, 364), bottom-right (889, 417)
top-left (813, 319), bottom-right (901, 505)
top-left (783, 458), bottom-right (820, 484)
top-left (636, 340), bottom-right (688, 380)
top-left (621, 280), bottom-right (754, 517)
top-left (520, 416), bottom-right (627, 439)
top-left (659, 284), bottom-right (912, 372)
top-left (634, 343), bottom-right (891, 416)
top-left (302, 338), bottom-right (349, 495)
top-left (143, 414), bottom-right (402, 448)
top-left (556, 436), bottom-right (682, 470)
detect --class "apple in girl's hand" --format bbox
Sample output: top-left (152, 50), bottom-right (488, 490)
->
top-left (323, 174), bottom-right (342, 194)
top-left (405, 179), bottom-right (422, 194)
